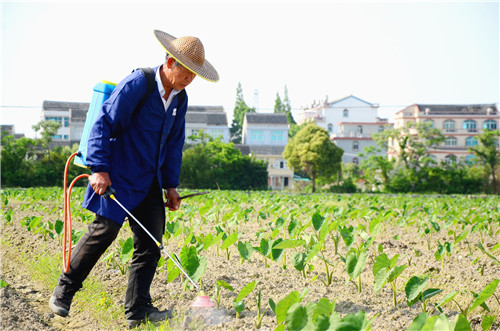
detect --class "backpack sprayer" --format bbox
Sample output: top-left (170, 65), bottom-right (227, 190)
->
top-left (63, 75), bottom-right (216, 310)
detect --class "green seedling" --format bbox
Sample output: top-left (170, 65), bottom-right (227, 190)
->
top-left (237, 240), bottom-right (254, 264)
top-left (102, 237), bottom-right (134, 275)
top-left (255, 290), bottom-right (264, 329)
top-left (179, 245), bottom-right (207, 290)
top-left (436, 279), bottom-right (499, 320)
top-left (373, 253), bottom-right (407, 306)
top-left (342, 234), bottom-right (373, 293)
top-left (435, 241), bottom-right (454, 272)
top-left (232, 281), bottom-right (258, 318)
top-left (477, 243), bottom-right (500, 266)
top-left (405, 275), bottom-right (442, 313)
top-left (214, 279), bottom-right (234, 309)
top-left (408, 312), bottom-right (471, 331)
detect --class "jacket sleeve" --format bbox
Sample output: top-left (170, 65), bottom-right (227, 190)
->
top-left (86, 75), bottom-right (146, 173)
top-left (161, 93), bottom-right (187, 188)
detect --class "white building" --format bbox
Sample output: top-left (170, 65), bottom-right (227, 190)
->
top-left (393, 103), bottom-right (499, 164)
top-left (42, 101), bottom-right (90, 145)
top-left (240, 112), bottom-right (293, 190)
top-left (185, 106), bottom-right (229, 143)
top-left (296, 95), bottom-right (390, 164)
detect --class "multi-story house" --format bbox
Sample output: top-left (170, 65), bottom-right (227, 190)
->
top-left (239, 112), bottom-right (293, 190)
top-left (393, 103), bottom-right (499, 164)
top-left (296, 95), bottom-right (390, 164)
top-left (42, 100), bottom-right (90, 145)
top-left (185, 105), bottom-right (229, 143)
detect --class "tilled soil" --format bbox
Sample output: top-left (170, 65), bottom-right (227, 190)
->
top-left (1, 195), bottom-right (499, 331)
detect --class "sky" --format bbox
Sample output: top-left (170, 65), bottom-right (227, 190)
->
top-left (1, 0), bottom-right (499, 138)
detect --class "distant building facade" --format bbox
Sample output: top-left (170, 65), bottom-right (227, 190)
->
top-left (240, 112), bottom-right (293, 190)
top-left (185, 106), bottom-right (229, 143)
top-left (42, 100), bottom-right (90, 145)
top-left (296, 95), bottom-right (391, 164)
top-left (0, 124), bottom-right (25, 139)
top-left (393, 103), bottom-right (499, 164)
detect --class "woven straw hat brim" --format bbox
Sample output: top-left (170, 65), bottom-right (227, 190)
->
top-left (154, 30), bottom-right (219, 82)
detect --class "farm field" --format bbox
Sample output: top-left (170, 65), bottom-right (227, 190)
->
top-left (1, 188), bottom-right (499, 331)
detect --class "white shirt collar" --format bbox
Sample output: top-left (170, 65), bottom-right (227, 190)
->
top-left (156, 65), bottom-right (180, 111)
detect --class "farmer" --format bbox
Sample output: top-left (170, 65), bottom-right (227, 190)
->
top-left (49, 30), bottom-right (219, 328)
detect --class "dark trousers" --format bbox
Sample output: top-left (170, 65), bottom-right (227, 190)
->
top-left (54, 179), bottom-right (165, 319)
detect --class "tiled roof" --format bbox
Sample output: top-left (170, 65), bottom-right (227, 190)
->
top-left (43, 100), bottom-right (90, 111)
top-left (415, 104), bottom-right (497, 115)
top-left (248, 145), bottom-right (286, 155)
top-left (186, 112), bottom-right (228, 125)
top-left (245, 112), bottom-right (288, 124)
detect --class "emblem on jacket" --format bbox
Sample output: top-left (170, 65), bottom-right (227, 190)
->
top-left (172, 108), bottom-right (177, 116)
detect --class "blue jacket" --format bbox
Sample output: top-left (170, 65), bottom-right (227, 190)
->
top-left (82, 65), bottom-right (187, 225)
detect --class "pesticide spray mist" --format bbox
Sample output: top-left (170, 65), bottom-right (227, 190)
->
top-left (184, 296), bottom-right (232, 327)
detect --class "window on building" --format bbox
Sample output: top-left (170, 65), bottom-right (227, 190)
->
top-left (251, 130), bottom-right (264, 142)
top-left (343, 109), bottom-right (349, 118)
top-left (63, 135), bottom-right (69, 140)
top-left (353, 141), bottom-right (359, 150)
top-left (52, 134), bottom-right (62, 139)
top-left (356, 126), bottom-right (363, 134)
top-left (445, 154), bottom-right (457, 166)
top-left (327, 123), bottom-right (333, 133)
top-left (465, 136), bottom-right (478, 146)
top-left (443, 120), bottom-right (455, 132)
top-left (280, 161), bottom-right (284, 169)
top-left (465, 155), bottom-right (477, 165)
top-left (378, 126), bottom-right (384, 133)
top-left (463, 120), bottom-right (477, 132)
top-left (352, 158), bottom-right (359, 165)
top-left (445, 137), bottom-right (457, 146)
top-left (483, 120), bottom-right (497, 130)
top-left (424, 120), bottom-right (434, 128)
top-left (64, 117), bottom-right (69, 127)
top-left (271, 131), bottom-right (284, 142)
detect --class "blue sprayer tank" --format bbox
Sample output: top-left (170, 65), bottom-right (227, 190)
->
top-left (74, 80), bottom-right (116, 168)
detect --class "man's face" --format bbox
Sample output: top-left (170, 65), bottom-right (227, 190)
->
top-left (165, 58), bottom-right (196, 90)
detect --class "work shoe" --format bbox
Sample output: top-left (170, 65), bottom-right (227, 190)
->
top-left (126, 305), bottom-right (171, 329)
top-left (49, 295), bottom-right (70, 317)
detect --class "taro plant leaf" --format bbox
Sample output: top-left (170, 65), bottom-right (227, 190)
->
top-left (221, 232), bottom-right (238, 250)
top-left (273, 239), bottom-right (306, 250)
top-left (276, 291), bottom-right (301, 325)
top-left (233, 300), bottom-right (245, 316)
top-left (288, 219), bottom-right (299, 238)
top-left (237, 241), bottom-right (254, 261)
top-left (312, 297), bottom-right (336, 323)
top-left (292, 252), bottom-right (307, 272)
top-left (54, 219), bottom-right (64, 237)
top-left (481, 315), bottom-right (496, 331)
top-left (477, 243), bottom-right (500, 265)
top-left (453, 314), bottom-right (472, 331)
top-left (0, 279), bottom-right (8, 288)
top-left (166, 258), bottom-right (181, 283)
top-left (120, 237), bottom-right (134, 264)
top-left (312, 212), bottom-right (325, 232)
top-left (469, 278), bottom-right (500, 313)
top-left (346, 251), bottom-right (367, 281)
top-left (387, 265), bottom-right (407, 283)
top-left (373, 253), bottom-right (390, 277)
top-left (271, 239), bottom-right (285, 261)
top-left (269, 298), bottom-right (276, 315)
top-left (405, 276), bottom-right (429, 303)
top-left (235, 281), bottom-right (258, 303)
top-left (436, 291), bottom-right (459, 310)
top-left (285, 303), bottom-right (308, 331)
top-left (407, 312), bottom-right (429, 331)
top-left (333, 311), bottom-right (373, 331)
top-left (216, 279), bottom-right (234, 292)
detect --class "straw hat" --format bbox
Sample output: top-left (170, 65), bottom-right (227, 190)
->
top-left (154, 30), bottom-right (219, 82)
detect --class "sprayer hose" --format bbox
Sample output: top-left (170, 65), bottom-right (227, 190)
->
top-left (63, 152), bottom-right (90, 273)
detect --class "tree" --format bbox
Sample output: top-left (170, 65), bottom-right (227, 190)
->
top-left (469, 129), bottom-right (499, 194)
top-left (180, 139), bottom-right (268, 190)
top-left (230, 82), bottom-right (255, 143)
top-left (358, 145), bottom-right (394, 191)
top-left (282, 85), bottom-right (296, 125)
top-left (32, 120), bottom-right (61, 159)
top-left (283, 123), bottom-right (343, 192)
top-left (273, 93), bottom-right (284, 113)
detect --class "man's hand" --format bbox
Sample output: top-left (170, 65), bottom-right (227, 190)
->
top-left (164, 188), bottom-right (181, 211)
top-left (90, 172), bottom-right (112, 196)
